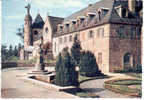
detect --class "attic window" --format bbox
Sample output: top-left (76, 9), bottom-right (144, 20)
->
top-left (34, 30), bottom-right (38, 35)
top-left (58, 24), bottom-right (63, 31)
top-left (88, 13), bottom-right (95, 22)
top-left (65, 23), bottom-right (69, 27)
top-left (79, 17), bottom-right (85, 25)
top-left (72, 20), bottom-right (77, 24)
top-left (115, 5), bottom-right (126, 18)
top-left (102, 9), bottom-right (109, 16)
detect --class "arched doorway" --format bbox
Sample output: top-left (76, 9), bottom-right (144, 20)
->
top-left (123, 53), bottom-right (133, 70)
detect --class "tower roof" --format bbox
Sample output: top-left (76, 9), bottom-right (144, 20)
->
top-left (32, 13), bottom-right (44, 28)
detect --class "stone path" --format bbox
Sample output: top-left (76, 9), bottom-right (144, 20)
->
top-left (1, 67), bottom-right (78, 98)
top-left (80, 73), bottom-right (137, 98)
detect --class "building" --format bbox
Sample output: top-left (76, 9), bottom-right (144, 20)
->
top-left (21, 0), bottom-right (143, 73)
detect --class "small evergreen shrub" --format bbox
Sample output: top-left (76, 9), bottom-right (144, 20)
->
top-left (55, 48), bottom-right (78, 86)
top-left (71, 36), bottom-right (82, 66)
top-left (79, 51), bottom-right (101, 77)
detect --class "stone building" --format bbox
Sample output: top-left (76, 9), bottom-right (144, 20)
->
top-left (21, 0), bottom-right (143, 73)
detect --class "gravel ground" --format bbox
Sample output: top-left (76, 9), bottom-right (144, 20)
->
top-left (1, 67), bottom-right (78, 98)
top-left (80, 73), bottom-right (137, 98)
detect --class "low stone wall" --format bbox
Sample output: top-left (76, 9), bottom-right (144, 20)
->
top-left (1, 62), bottom-right (34, 69)
top-left (2, 62), bottom-right (56, 69)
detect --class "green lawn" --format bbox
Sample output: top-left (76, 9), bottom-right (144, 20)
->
top-left (78, 74), bottom-right (108, 83)
top-left (104, 79), bottom-right (142, 97)
top-left (126, 73), bottom-right (142, 79)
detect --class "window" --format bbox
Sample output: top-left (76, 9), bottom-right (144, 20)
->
top-left (54, 42), bottom-right (56, 53)
top-left (97, 28), bottom-right (104, 37)
top-left (59, 38), bottom-right (62, 44)
top-left (34, 30), bottom-right (38, 35)
top-left (75, 34), bottom-right (80, 40)
top-left (102, 9), bottom-right (109, 16)
top-left (64, 37), bottom-right (67, 42)
top-left (136, 27), bottom-right (141, 37)
top-left (45, 27), bottom-right (48, 33)
top-left (116, 26), bottom-right (125, 38)
top-left (101, 28), bottom-right (104, 37)
top-left (98, 53), bottom-right (102, 64)
top-left (130, 27), bottom-right (136, 39)
top-left (69, 35), bottom-right (72, 42)
top-left (88, 30), bottom-right (94, 38)
top-left (88, 15), bottom-right (95, 23)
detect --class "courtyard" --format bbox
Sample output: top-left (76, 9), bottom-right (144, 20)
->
top-left (1, 67), bottom-right (141, 98)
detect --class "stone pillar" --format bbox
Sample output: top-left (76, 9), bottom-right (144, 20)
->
top-left (35, 44), bottom-right (45, 71)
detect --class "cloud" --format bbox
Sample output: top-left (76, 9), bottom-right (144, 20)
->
top-left (31, 0), bottom-right (86, 8)
top-left (4, 14), bottom-right (25, 20)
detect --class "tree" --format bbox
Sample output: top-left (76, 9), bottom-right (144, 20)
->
top-left (8, 44), bottom-right (13, 56)
top-left (79, 51), bottom-right (101, 77)
top-left (14, 46), bottom-right (18, 56)
top-left (55, 48), bottom-right (78, 86)
top-left (16, 25), bottom-right (24, 42)
top-left (71, 36), bottom-right (82, 66)
top-left (1, 44), bottom-right (9, 62)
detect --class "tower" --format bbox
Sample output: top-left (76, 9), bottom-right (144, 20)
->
top-left (24, 3), bottom-right (33, 48)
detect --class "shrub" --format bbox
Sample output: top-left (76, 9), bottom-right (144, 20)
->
top-left (55, 48), bottom-right (78, 86)
top-left (71, 36), bottom-right (82, 66)
top-left (79, 51), bottom-right (101, 77)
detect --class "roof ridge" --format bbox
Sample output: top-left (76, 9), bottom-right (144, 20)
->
top-left (48, 15), bottom-right (64, 19)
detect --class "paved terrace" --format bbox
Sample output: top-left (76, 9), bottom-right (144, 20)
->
top-left (1, 67), bottom-right (78, 98)
top-left (1, 67), bottom-right (137, 98)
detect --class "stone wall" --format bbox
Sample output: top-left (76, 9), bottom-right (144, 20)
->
top-left (53, 24), bottom-right (110, 73)
top-left (109, 24), bottom-right (141, 72)
top-left (2, 62), bottom-right (56, 69)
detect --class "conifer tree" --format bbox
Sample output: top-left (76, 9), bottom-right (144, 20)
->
top-left (71, 36), bottom-right (82, 66)
top-left (55, 48), bottom-right (78, 86)
top-left (79, 51), bottom-right (101, 77)
top-left (8, 44), bottom-right (13, 56)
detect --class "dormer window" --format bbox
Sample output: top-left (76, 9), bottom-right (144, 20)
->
top-left (87, 13), bottom-right (95, 23)
top-left (34, 30), bottom-right (38, 35)
top-left (78, 16), bottom-right (85, 26)
top-left (71, 20), bottom-right (77, 30)
top-left (115, 5), bottom-right (126, 18)
top-left (65, 22), bottom-right (70, 28)
top-left (58, 24), bottom-right (63, 32)
top-left (100, 7), bottom-right (109, 16)
top-left (64, 22), bottom-right (70, 32)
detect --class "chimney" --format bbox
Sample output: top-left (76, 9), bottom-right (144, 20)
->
top-left (128, 0), bottom-right (136, 13)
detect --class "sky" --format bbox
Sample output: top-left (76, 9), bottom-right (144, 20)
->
top-left (2, 0), bottom-right (100, 47)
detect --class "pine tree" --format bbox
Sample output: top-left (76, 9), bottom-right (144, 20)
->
top-left (8, 44), bottom-right (13, 56)
top-left (79, 51), bottom-right (101, 77)
top-left (55, 48), bottom-right (78, 86)
top-left (71, 36), bottom-right (82, 66)
top-left (55, 53), bottom-right (63, 86)
top-left (14, 46), bottom-right (18, 56)
top-left (1, 45), bottom-right (9, 62)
